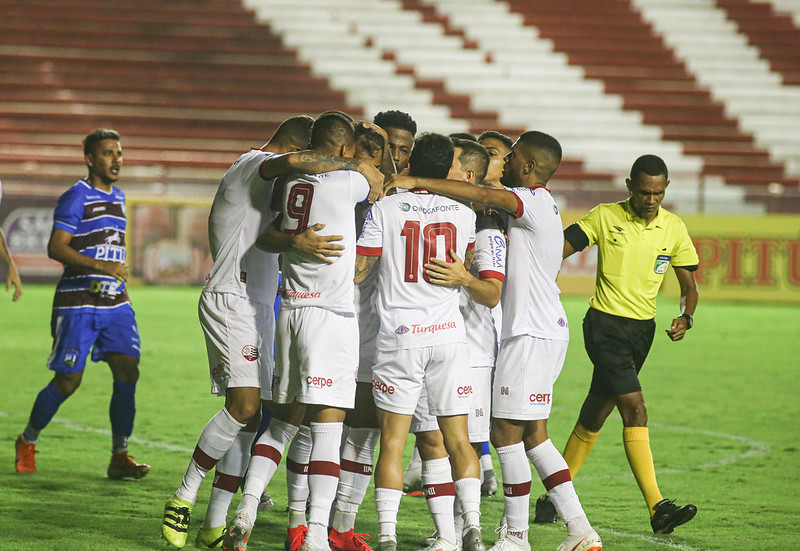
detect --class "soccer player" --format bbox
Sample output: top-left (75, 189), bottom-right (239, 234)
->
top-left (0, 180), bottom-right (23, 301)
top-left (477, 131), bottom-right (513, 190)
top-left (373, 110), bottom-right (416, 174)
top-left (162, 115), bottom-right (385, 550)
top-left (534, 154), bottom-right (699, 535)
top-left (222, 112), bottom-right (373, 551)
top-left (14, 129), bottom-right (149, 479)
top-left (356, 133), bottom-right (484, 551)
top-left (283, 119), bottom-right (392, 551)
top-left (386, 131), bottom-right (602, 551)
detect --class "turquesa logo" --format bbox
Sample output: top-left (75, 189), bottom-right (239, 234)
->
top-left (395, 325), bottom-right (410, 335)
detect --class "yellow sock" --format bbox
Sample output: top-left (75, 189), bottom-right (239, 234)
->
top-left (623, 426), bottom-right (663, 516)
top-left (562, 422), bottom-right (599, 479)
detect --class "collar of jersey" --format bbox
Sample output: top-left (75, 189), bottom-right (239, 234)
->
top-left (410, 188), bottom-right (431, 195)
top-left (623, 198), bottom-right (664, 229)
top-left (79, 179), bottom-right (115, 195)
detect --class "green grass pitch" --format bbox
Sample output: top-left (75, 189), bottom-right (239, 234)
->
top-left (1, 284), bottom-right (798, 550)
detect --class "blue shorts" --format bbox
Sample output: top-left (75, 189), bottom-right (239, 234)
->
top-left (47, 307), bottom-right (141, 373)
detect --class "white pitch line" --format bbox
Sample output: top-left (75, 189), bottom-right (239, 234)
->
top-left (598, 526), bottom-right (710, 551)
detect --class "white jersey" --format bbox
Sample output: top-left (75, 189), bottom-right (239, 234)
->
top-left (278, 170), bottom-right (370, 313)
top-left (357, 189), bottom-right (476, 351)
top-left (205, 149), bottom-right (280, 305)
top-left (501, 186), bottom-right (569, 341)
top-left (461, 227), bottom-right (506, 367)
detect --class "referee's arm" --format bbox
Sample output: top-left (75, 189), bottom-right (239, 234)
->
top-left (563, 223), bottom-right (590, 259)
top-left (667, 266), bottom-right (699, 342)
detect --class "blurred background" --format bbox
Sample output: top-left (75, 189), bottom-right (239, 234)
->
top-left (1, 0), bottom-right (798, 302)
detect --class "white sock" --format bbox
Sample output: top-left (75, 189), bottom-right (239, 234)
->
top-left (306, 422), bottom-right (344, 546)
top-left (480, 452), bottom-right (494, 474)
top-left (202, 429), bottom-right (256, 528)
top-left (455, 477), bottom-right (482, 530)
top-left (422, 457), bottom-right (456, 544)
top-left (333, 427), bottom-right (379, 532)
top-left (527, 439), bottom-right (592, 536)
top-left (375, 487), bottom-right (402, 543)
top-left (240, 419), bottom-right (298, 506)
top-left (286, 425), bottom-right (312, 514)
top-left (177, 408), bottom-right (245, 503)
top-left (496, 442), bottom-right (531, 543)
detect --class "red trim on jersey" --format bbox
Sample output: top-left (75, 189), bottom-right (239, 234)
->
top-left (357, 245), bottom-right (382, 256)
top-left (512, 185), bottom-right (550, 220)
top-left (466, 241), bottom-right (475, 251)
top-left (502, 480), bottom-right (532, 498)
top-left (410, 189), bottom-right (431, 195)
top-left (542, 469), bottom-right (572, 491)
top-left (192, 446), bottom-right (218, 471)
top-left (423, 482), bottom-right (456, 499)
top-left (341, 458), bottom-right (373, 475)
top-left (479, 270), bottom-right (505, 282)
top-left (252, 444), bottom-right (283, 465)
top-left (212, 472), bottom-right (243, 493)
top-left (308, 460), bottom-right (341, 477)
top-left (512, 193), bottom-right (524, 220)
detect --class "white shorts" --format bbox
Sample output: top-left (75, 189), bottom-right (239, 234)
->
top-left (410, 384), bottom-right (439, 434)
top-left (199, 291), bottom-right (275, 400)
top-left (492, 335), bottom-right (568, 421)
top-left (372, 343), bottom-right (471, 418)
top-left (468, 365), bottom-right (492, 442)
top-left (273, 306), bottom-right (358, 409)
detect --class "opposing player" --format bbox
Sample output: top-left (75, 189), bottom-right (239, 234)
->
top-left (535, 155), bottom-right (699, 535)
top-left (0, 180), bottom-right (23, 301)
top-left (222, 112), bottom-right (373, 551)
top-left (356, 133), bottom-right (484, 551)
top-left (386, 131), bottom-right (602, 551)
top-left (162, 115), bottom-right (385, 549)
top-left (15, 129), bottom-right (149, 479)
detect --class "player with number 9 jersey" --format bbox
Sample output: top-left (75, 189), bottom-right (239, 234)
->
top-left (278, 170), bottom-right (371, 314)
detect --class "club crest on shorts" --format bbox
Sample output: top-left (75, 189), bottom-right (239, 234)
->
top-left (241, 345), bottom-right (258, 361)
top-left (654, 254), bottom-right (671, 274)
top-left (64, 349), bottom-right (79, 367)
top-left (395, 324), bottom-right (409, 335)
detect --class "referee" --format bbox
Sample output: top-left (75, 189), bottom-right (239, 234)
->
top-left (536, 154), bottom-right (699, 535)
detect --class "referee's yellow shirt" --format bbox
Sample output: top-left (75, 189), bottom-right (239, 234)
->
top-left (576, 200), bottom-right (699, 320)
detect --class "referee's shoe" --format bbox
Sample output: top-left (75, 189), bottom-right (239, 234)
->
top-left (650, 499), bottom-right (697, 534)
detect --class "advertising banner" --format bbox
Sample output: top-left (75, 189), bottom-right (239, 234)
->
top-left (559, 210), bottom-right (800, 304)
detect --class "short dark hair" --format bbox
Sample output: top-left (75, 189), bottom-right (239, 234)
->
top-left (478, 130), bottom-right (513, 151)
top-left (310, 111), bottom-right (355, 151)
top-left (408, 133), bottom-right (454, 179)
top-left (517, 130), bottom-right (562, 181)
top-left (449, 132), bottom-right (477, 142)
top-left (373, 110), bottom-right (417, 137)
top-left (354, 125), bottom-right (385, 158)
top-left (452, 138), bottom-right (489, 185)
top-left (272, 115), bottom-right (314, 150)
top-left (83, 128), bottom-right (120, 156)
top-left (630, 154), bottom-right (668, 180)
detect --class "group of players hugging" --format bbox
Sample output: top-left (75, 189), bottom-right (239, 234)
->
top-left (12, 106), bottom-right (697, 551)
top-left (157, 108), bottom-right (610, 551)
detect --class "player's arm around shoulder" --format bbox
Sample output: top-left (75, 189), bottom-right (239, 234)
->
top-left (385, 175), bottom-right (519, 215)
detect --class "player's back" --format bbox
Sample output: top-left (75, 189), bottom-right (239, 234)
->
top-left (360, 190), bottom-right (476, 351)
top-left (205, 149), bottom-right (278, 304)
top-left (279, 169), bottom-right (370, 313)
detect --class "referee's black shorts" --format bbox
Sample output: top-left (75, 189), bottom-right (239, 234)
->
top-left (582, 307), bottom-right (656, 397)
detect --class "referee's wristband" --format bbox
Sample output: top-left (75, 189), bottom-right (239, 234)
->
top-left (680, 313), bottom-right (693, 329)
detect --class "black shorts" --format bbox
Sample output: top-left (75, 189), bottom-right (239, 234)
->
top-left (582, 307), bottom-right (655, 397)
